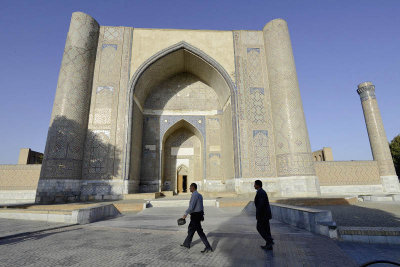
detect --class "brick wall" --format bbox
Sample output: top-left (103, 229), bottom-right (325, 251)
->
top-left (315, 161), bottom-right (381, 186)
top-left (0, 165), bottom-right (41, 190)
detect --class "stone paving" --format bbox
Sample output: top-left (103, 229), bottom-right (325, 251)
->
top-left (337, 241), bottom-right (400, 266)
top-left (0, 218), bottom-right (69, 239)
top-left (0, 206), bottom-right (399, 266)
top-left (0, 206), bottom-right (359, 267)
top-left (306, 202), bottom-right (400, 227)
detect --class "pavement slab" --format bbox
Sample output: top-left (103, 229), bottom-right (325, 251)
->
top-left (0, 218), bottom-right (71, 239)
top-left (0, 207), bottom-right (358, 266)
top-left (306, 202), bottom-right (400, 227)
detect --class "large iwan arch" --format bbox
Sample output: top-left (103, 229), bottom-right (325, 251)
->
top-left (124, 42), bottom-right (239, 193)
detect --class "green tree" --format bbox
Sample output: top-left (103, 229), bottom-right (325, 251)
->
top-left (389, 134), bottom-right (400, 178)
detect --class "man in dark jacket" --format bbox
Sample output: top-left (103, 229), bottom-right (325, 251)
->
top-left (254, 180), bottom-right (274, 250)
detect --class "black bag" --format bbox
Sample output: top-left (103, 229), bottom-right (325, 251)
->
top-left (177, 218), bottom-right (186, 226)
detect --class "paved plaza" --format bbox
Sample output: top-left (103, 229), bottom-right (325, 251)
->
top-left (306, 202), bottom-right (400, 227)
top-left (0, 206), bottom-right (399, 266)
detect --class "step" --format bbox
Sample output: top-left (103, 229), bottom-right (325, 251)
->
top-left (338, 226), bottom-right (400, 244)
top-left (123, 192), bottom-right (163, 200)
top-left (359, 194), bottom-right (400, 202)
top-left (113, 201), bottom-right (146, 213)
top-left (148, 199), bottom-right (217, 208)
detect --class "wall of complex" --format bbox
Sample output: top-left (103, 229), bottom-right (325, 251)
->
top-left (316, 161), bottom-right (384, 195)
top-left (0, 165), bottom-right (41, 203)
top-left (316, 161), bottom-right (381, 186)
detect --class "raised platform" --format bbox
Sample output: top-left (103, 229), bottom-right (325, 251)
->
top-left (0, 202), bottom-right (121, 224)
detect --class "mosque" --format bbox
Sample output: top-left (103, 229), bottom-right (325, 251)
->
top-left (27, 12), bottom-right (399, 202)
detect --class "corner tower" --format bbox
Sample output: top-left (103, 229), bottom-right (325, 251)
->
top-left (263, 19), bottom-right (320, 196)
top-left (36, 12), bottom-right (100, 203)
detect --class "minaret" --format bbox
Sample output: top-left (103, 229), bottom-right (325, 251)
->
top-left (36, 12), bottom-right (100, 203)
top-left (357, 82), bottom-right (400, 192)
top-left (263, 19), bottom-right (320, 196)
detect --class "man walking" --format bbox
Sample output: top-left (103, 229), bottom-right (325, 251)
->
top-left (180, 183), bottom-right (213, 253)
top-left (254, 180), bottom-right (274, 250)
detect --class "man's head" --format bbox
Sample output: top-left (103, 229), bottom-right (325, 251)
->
top-left (254, 180), bottom-right (262, 190)
top-left (189, 183), bottom-right (197, 193)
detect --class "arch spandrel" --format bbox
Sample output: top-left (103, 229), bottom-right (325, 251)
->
top-left (127, 41), bottom-right (237, 108)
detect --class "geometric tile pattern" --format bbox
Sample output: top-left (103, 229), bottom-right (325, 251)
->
top-left (233, 30), bottom-right (276, 178)
top-left (253, 130), bottom-right (269, 172)
top-left (40, 12), bottom-right (99, 182)
top-left (315, 161), bottom-right (381, 186)
top-left (248, 88), bottom-right (266, 124)
top-left (103, 27), bottom-right (122, 42)
top-left (83, 25), bottom-right (132, 184)
top-left (263, 21), bottom-right (315, 176)
top-left (88, 130), bottom-right (111, 175)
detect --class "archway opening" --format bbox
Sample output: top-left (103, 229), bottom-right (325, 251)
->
top-left (162, 120), bottom-right (203, 194)
top-left (126, 43), bottom-right (237, 193)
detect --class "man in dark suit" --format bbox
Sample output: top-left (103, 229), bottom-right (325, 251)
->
top-left (254, 180), bottom-right (274, 250)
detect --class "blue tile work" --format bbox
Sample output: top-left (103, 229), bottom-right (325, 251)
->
top-left (253, 130), bottom-right (268, 137)
top-left (156, 115), bottom-right (207, 180)
top-left (247, 48), bottom-right (260, 53)
top-left (159, 115), bottom-right (206, 139)
top-left (250, 87), bottom-right (264, 95)
top-left (253, 130), bottom-right (269, 172)
top-left (102, 44), bottom-right (118, 50)
top-left (233, 30), bottom-right (276, 177)
top-left (209, 152), bottom-right (221, 158)
top-left (96, 86), bottom-right (114, 93)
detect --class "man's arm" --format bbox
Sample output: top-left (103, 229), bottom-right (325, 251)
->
top-left (183, 194), bottom-right (197, 218)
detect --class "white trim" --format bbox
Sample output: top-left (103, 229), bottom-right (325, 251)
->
top-left (143, 109), bottom-right (220, 116)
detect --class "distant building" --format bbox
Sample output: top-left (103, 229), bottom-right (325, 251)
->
top-left (313, 147), bottom-right (334, 162)
top-left (18, 148), bottom-right (43, 165)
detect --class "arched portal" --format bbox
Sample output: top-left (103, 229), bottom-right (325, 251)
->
top-left (162, 120), bottom-right (203, 194)
top-left (125, 42), bottom-right (238, 193)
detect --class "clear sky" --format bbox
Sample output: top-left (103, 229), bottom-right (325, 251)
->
top-left (0, 0), bottom-right (399, 164)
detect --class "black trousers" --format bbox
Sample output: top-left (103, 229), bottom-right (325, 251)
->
top-left (183, 212), bottom-right (211, 248)
top-left (257, 219), bottom-right (273, 244)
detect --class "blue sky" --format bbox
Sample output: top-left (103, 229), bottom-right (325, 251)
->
top-left (0, 0), bottom-right (399, 164)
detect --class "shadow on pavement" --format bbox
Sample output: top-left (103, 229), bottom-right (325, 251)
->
top-left (0, 227), bottom-right (83, 246)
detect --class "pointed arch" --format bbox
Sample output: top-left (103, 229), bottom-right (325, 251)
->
top-left (161, 119), bottom-right (204, 148)
top-left (123, 41), bottom-right (240, 182)
top-left (161, 119), bottom-right (206, 181)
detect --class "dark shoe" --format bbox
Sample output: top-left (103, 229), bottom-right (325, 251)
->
top-left (261, 245), bottom-right (273, 250)
top-left (180, 244), bottom-right (190, 249)
top-left (201, 247), bottom-right (213, 253)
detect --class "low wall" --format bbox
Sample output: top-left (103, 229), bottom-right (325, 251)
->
top-left (270, 203), bottom-right (337, 238)
top-left (72, 204), bottom-right (121, 224)
top-left (315, 161), bottom-right (383, 195)
top-left (0, 203), bottom-right (120, 224)
top-left (243, 201), bottom-right (337, 238)
top-left (0, 164), bottom-right (41, 204)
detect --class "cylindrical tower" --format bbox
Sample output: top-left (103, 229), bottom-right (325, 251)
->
top-left (357, 82), bottom-right (400, 192)
top-left (36, 12), bottom-right (100, 203)
top-left (263, 19), bottom-right (319, 196)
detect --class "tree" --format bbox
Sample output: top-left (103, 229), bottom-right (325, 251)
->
top-left (389, 134), bottom-right (400, 178)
